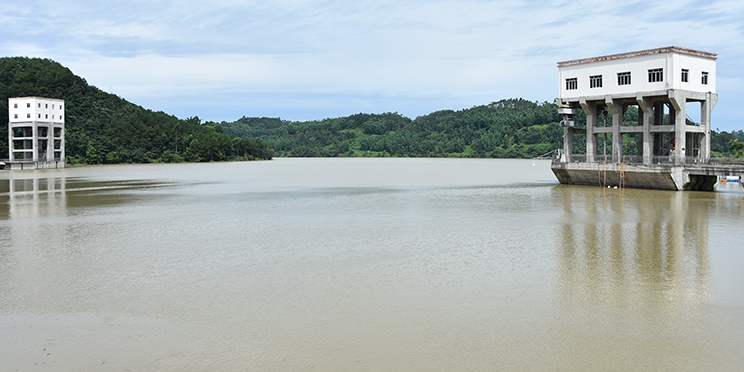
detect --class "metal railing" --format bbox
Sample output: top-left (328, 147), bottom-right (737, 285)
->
top-left (553, 152), bottom-right (744, 166)
top-left (0, 158), bottom-right (65, 163)
top-left (708, 157), bottom-right (744, 166)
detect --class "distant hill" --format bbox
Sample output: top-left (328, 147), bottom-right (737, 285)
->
top-left (218, 99), bottom-right (744, 159)
top-left (219, 99), bottom-right (566, 158)
top-left (0, 57), bottom-right (273, 163)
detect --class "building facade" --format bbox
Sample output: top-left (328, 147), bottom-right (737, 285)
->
top-left (556, 46), bottom-right (717, 165)
top-left (8, 97), bottom-right (65, 165)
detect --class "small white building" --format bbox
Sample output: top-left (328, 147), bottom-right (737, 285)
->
top-left (556, 46), bottom-right (718, 165)
top-left (7, 97), bottom-right (66, 168)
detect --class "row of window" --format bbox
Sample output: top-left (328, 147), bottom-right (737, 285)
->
top-left (11, 102), bottom-right (63, 110)
top-left (674, 69), bottom-right (708, 84)
top-left (12, 113), bottom-right (63, 120)
top-left (565, 68), bottom-right (710, 90)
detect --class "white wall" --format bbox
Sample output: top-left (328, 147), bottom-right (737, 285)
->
top-left (558, 52), bottom-right (716, 100)
top-left (8, 97), bottom-right (65, 124)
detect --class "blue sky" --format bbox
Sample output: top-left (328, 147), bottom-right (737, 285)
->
top-left (2, 0), bottom-right (743, 131)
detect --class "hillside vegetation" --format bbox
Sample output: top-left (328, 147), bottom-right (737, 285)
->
top-left (0, 57), bottom-right (273, 163)
top-left (219, 101), bottom-right (744, 159)
top-left (1, 57), bottom-right (741, 162)
top-left (220, 99), bottom-right (565, 158)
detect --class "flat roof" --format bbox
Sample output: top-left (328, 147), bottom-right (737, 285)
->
top-left (557, 46), bottom-right (717, 67)
top-left (9, 96), bottom-right (64, 101)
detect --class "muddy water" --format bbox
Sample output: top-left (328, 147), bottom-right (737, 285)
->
top-left (1, 158), bottom-right (743, 371)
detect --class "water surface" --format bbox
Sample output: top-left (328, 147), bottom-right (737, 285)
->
top-left (1, 158), bottom-right (743, 371)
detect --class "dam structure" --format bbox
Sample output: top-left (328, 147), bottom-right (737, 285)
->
top-left (4, 97), bottom-right (66, 170)
top-left (551, 46), bottom-right (743, 191)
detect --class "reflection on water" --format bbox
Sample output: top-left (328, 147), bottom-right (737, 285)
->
top-left (0, 177), bottom-right (173, 220)
top-left (545, 187), bottom-right (744, 371)
top-left (0, 176), bottom-right (176, 318)
top-left (554, 187), bottom-right (711, 309)
top-left (1, 178), bottom-right (67, 220)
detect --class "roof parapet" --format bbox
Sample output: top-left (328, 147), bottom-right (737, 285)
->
top-left (557, 46), bottom-right (717, 67)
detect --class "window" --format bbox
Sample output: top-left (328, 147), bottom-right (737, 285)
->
top-left (13, 114), bottom-right (18, 119)
top-left (617, 72), bottom-right (631, 85)
top-left (590, 75), bottom-right (603, 88)
top-left (702, 71), bottom-right (709, 85)
top-left (38, 103), bottom-right (41, 108)
top-left (648, 68), bottom-right (663, 82)
top-left (27, 113), bottom-right (30, 118)
top-left (565, 77), bottom-right (578, 90)
top-left (38, 114), bottom-right (41, 118)
top-left (45, 104), bottom-right (48, 108)
top-left (681, 69), bottom-right (689, 83)
top-left (45, 114), bottom-right (48, 119)
top-left (27, 103), bottom-right (30, 108)
top-left (13, 103), bottom-right (17, 108)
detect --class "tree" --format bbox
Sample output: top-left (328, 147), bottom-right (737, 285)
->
top-left (730, 138), bottom-right (744, 158)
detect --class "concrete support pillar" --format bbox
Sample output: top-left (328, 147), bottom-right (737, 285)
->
top-left (32, 124), bottom-right (38, 162)
top-left (46, 128), bottom-right (53, 162)
top-left (61, 126), bottom-right (66, 162)
top-left (669, 90), bottom-right (687, 165)
top-left (605, 96), bottom-right (622, 163)
top-left (563, 126), bottom-right (574, 162)
top-left (580, 98), bottom-right (596, 163)
top-left (652, 102), bottom-right (664, 158)
top-left (700, 93), bottom-right (718, 160)
top-left (8, 123), bottom-right (13, 161)
top-left (637, 94), bottom-right (653, 165)
top-left (637, 106), bottom-right (644, 157)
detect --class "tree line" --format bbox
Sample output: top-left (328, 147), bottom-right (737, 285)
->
top-left (218, 101), bottom-right (744, 159)
top-left (219, 99), bottom-right (565, 159)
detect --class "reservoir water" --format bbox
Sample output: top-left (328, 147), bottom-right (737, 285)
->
top-left (1, 158), bottom-right (743, 371)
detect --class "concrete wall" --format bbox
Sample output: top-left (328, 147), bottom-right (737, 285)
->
top-left (5, 160), bottom-right (66, 170)
top-left (552, 161), bottom-right (744, 192)
top-left (9, 97), bottom-right (65, 124)
top-left (552, 162), bottom-right (682, 190)
top-left (558, 48), bottom-right (716, 100)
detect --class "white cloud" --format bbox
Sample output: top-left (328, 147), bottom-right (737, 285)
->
top-left (1, 0), bottom-right (743, 129)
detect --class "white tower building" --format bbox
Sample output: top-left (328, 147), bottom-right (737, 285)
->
top-left (556, 46), bottom-right (717, 165)
top-left (8, 97), bottom-right (65, 167)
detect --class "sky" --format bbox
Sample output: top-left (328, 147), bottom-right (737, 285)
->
top-left (1, 0), bottom-right (743, 131)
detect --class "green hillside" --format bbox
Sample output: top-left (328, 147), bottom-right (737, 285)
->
top-left (0, 57), bottom-right (273, 163)
top-left (219, 99), bottom-right (566, 158)
top-left (219, 101), bottom-right (744, 159)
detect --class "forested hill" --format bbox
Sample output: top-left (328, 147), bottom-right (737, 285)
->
top-left (220, 100), bottom-right (744, 158)
top-left (220, 99), bottom-right (565, 158)
top-left (0, 57), bottom-right (273, 163)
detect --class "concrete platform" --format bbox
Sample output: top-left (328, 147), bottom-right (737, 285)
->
top-left (3, 160), bottom-right (67, 170)
top-left (551, 160), bottom-right (744, 191)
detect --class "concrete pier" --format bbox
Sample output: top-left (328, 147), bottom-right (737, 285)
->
top-left (2, 160), bottom-right (67, 170)
top-left (552, 156), bottom-right (744, 191)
